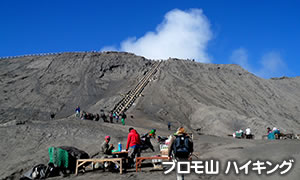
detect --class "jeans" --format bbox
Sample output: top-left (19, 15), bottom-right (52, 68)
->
top-left (128, 146), bottom-right (141, 167)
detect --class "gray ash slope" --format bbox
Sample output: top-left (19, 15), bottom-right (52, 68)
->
top-left (2, 52), bottom-right (300, 180)
top-left (0, 52), bottom-right (154, 122)
top-left (1, 52), bottom-right (300, 137)
top-left (135, 59), bottom-right (300, 137)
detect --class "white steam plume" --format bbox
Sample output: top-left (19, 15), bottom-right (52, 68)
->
top-left (102, 9), bottom-right (212, 62)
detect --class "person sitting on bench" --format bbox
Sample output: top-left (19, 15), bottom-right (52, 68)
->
top-left (94, 136), bottom-right (115, 170)
top-left (101, 136), bottom-right (114, 157)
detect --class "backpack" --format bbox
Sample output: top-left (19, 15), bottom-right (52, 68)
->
top-left (173, 135), bottom-right (193, 158)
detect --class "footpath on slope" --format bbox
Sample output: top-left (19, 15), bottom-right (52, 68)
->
top-left (112, 61), bottom-right (162, 115)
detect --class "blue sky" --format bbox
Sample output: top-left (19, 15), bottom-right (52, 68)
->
top-left (1, 0), bottom-right (299, 78)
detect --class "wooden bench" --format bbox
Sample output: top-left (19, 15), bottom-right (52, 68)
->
top-left (75, 158), bottom-right (124, 175)
top-left (135, 156), bottom-right (169, 172)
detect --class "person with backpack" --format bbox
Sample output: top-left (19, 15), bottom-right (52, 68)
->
top-left (168, 127), bottom-right (193, 180)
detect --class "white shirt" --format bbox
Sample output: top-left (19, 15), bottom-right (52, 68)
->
top-left (245, 128), bottom-right (251, 135)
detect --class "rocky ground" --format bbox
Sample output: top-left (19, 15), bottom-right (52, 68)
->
top-left (1, 52), bottom-right (300, 180)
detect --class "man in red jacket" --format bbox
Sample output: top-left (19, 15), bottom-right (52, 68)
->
top-left (126, 127), bottom-right (141, 167)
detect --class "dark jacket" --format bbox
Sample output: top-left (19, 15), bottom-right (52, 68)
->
top-left (168, 133), bottom-right (193, 158)
top-left (121, 113), bottom-right (127, 119)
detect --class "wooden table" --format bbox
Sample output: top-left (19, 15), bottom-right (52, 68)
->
top-left (75, 158), bottom-right (124, 175)
top-left (112, 151), bottom-right (128, 157)
top-left (112, 151), bottom-right (129, 169)
top-left (136, 156), bottom-right (169, 172)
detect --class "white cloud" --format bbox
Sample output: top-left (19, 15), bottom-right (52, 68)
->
top-left (102, 9), bottom-right (212, 62)
top-left (257, 52), bottom-right (287, 77)
top-left (100, 46), bottom-right (118, 52)
top-left (230, 48), bottom-right (252, 72)
top-left (230, 48), bottom-right (288, 78)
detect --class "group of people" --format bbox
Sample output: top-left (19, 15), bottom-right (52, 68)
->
top-left (233, 126), bottom-right (283, 140)
top-left (99, 127), bottom-right (142, 168)
top-left (75, 106), bottom-right (127, 125)
top-left (99, 126), bottom-right (194, 172)
top-left (267, 127), bottom-right (281, 139)
top-left (232, 127), bottom-right (253, 139)
top-left (75, 106), bottom-right (195, 179)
